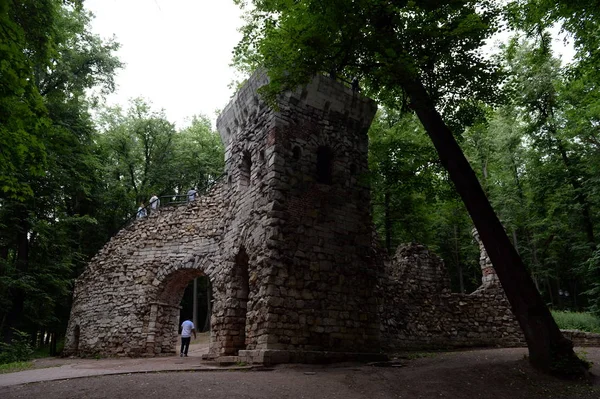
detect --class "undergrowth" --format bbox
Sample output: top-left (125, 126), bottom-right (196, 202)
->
top-left (551, 310), bottom-right (600, 333)
top-left (0, 361), bottom-right (33, 374)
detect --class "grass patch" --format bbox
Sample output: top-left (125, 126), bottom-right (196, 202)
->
top-left (0, 361), bottom-right (33, 374)
top-left (551, 310), bottom-right (600, 333)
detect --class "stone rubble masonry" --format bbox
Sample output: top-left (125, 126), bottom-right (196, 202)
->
top-left (380, 242), bottom-right (525, 351)
top-left (65, 71), bottom-right (383, 361)
top-left (64, 71), bottom-right (598, 364)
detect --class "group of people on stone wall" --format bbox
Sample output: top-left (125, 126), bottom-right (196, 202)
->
top-left (136, 194), bottom-right (160, 219)
top-left (136, 188), bottom-right (198, 219)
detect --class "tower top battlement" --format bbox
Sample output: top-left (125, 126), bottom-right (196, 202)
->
top-left (216, 71), bottom-right (377, 148)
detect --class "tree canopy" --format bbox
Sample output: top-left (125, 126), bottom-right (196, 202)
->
top-left (232, 0), bottom-right (594, 375)
top-left (0, 0), bottom-right (224, 351)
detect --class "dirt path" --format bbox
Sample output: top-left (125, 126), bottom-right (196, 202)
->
top-left (1, 347), bottom-right (599, 399)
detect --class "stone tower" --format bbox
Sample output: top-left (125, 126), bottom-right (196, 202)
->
top-left (216, 71), bottom-right (381, 363)
top-left (64, 71), bottom-right (382, 363)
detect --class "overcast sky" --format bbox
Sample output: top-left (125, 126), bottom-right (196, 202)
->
top-left (85, 1), bottom-right (574, 129)
top-left (85, 0), bottom-right (244, 128)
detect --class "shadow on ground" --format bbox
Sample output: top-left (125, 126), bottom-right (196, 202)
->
top-left (1, 345), bottom-right (599, 399)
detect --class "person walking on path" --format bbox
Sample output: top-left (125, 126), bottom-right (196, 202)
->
top-left (180, 318), bottom-right (196, 357)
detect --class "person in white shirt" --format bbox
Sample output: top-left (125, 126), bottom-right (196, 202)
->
top-left (180, 318), bottom-right (196, 357)
top-left (149, 194), bottom-right (160, 211)
top-left (187, 188), bottom-right (197, 202)
top-left (136, 203), bottom-right (147, 219)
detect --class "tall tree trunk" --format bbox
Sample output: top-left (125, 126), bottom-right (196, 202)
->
top-left (554, 137), bottom-right (595, 249)
top-left (203, 279), bottom-right (211, 332)
top-left (545, 277), bottom-right (555, 305)
top-left (50, 332), bottom-right (57, 356)
top-left (3, 209), bottom-right (29, 343)
top-left (402, 74), bottom-right (585, 374)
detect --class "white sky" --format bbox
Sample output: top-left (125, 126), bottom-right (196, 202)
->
top-left (85, 1), bottom-right (575, 130)
top-left (85, 0), bottom-right (244, 128)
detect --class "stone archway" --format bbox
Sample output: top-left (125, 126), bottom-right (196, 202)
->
top-left (145, 267), bottom-right (207, 355)
top-left (65, 72), bottom-right (385, 363)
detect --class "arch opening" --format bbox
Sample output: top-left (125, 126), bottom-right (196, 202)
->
top-left (72, 325), bottom-right (80, 355)
top-left (149, 268), bottom-right (213, 356)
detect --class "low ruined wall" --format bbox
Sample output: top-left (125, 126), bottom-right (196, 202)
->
top-left (380, 243), bottom-right (525, 351)
top-left (562, 330), bottom-right (600, 347)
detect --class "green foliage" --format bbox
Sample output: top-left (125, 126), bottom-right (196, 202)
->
top-left (551, 310), bottom-right (600, 333)
top-left (579, 250), bottom-right (600, 316)
top-left (368, 109), bottom-right (481, 292)
top-left (0, 0), bottom-right (122, 344)
top-left (94, 100), bottom-right (224, 221)
top-left (0, 330), bottom-right (34, 364)
top-left (0, 0), bottom-right (54, 200)
top-left (234, 0), bottom-right (502, 126)
top-left (0, 361), bottom-right (33, 374)
top-left (368, 110), bottom-right (441, 247)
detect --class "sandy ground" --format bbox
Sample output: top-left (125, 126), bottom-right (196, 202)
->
top-left (1, 345), bottom-right (600, 399)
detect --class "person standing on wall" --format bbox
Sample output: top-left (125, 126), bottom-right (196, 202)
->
top-left (149, 194), bottom-right (160, 211)
top-left (187, 187), bottom-right (197, 202)
top-left (136, 203), bottom-right (147, 219)
top-left (180, 318), bottom-right (196, 357)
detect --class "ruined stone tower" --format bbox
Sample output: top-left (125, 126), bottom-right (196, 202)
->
top-left (64, 72), bottom-right (382, 363)
top-left (65, 71), bottom-right (535, 364)
top-left (217, 72), bottom-right (381, 363)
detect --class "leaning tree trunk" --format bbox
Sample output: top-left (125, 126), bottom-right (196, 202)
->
top-left (401, 74), bottom-right (586, 375)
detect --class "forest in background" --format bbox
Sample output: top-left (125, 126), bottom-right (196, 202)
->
top-left (1, 0), bottom-right (600, 363)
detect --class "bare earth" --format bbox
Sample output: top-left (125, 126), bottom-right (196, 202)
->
top-left (1, 345), bottom-right (600, 399)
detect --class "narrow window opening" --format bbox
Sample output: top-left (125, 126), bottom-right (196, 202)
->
top-left (293, 146), bottom-right (302, 161)
top-left (316, 146), bottom-right (334, 184)
top-left (240, 151), bottom-right (251, 189)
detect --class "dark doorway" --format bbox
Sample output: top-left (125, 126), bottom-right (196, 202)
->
top-left (179, 276), bottom-right (212, 332)
top-left (73, 325), bottom-right (80, 355)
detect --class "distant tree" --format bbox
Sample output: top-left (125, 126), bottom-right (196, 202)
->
top-left (95, 101), bottom-right (224, 220)
top-left (171, 115), bottom-right (225, 193)
top-left (0, 0), bottom-right (122, 345)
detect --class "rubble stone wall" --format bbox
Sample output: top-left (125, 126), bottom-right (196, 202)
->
top-left (65, 72), bottom-right (382, 359)
top-left (64, 187), bottom-right (228, 357)
top-left (65, 70), bottom-right (599, 362)
top-left (381, 243), bottom-right (525, 351)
